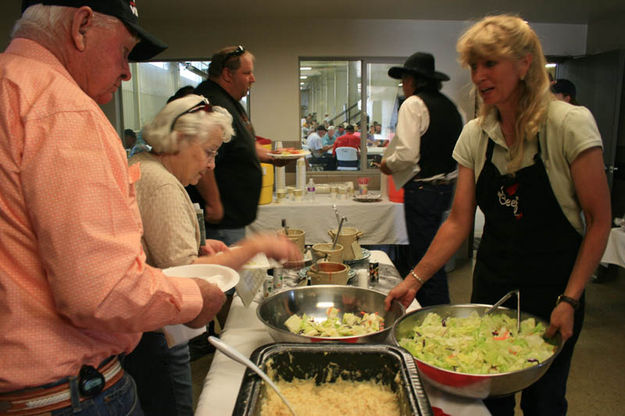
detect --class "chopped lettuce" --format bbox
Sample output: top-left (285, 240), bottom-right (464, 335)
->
top-left (284, 306), bottom-right (384, 337)
top-left (399, 312), bottom-right (556, 374)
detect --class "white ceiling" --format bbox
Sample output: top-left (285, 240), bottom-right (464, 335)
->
top-left (139, 0), bottom-right (624, 24)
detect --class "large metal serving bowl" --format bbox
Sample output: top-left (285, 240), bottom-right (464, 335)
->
top-left (257, 285), bottom-right (405, 343)
top-left (391, 304), bottom-right (564, 399)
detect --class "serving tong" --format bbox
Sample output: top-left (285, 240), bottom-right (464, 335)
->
top-left (281, 218), bottom-right (288, 236)
top-left (208, 336), bottom-right (298, 416)
top-left (332, 203), bottom-right (341, 226)
top-left (485, 289), bottom-right (521, 333)
top-left (331, 216), bottom-right (347, 250)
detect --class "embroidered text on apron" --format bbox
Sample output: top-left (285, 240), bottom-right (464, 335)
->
top-left (472, 136), bottom-right (583, 320)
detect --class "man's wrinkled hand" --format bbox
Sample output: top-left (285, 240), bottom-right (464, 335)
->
top-left (201, 239), bottom-right (229, 256)
top-left (184, 278), bottom-right (226, 329)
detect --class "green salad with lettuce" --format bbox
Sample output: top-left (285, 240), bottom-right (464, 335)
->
top-left (398, 312), bottom-right (556, 374)
top-left (284, 306), bottom-right (384, 337)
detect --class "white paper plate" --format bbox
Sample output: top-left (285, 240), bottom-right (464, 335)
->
top-left (162, 264), bottom-right (240, 347)
top-left (267, 150), bottom-right (310, 159)
top-left (353, 193), bottom-right (382, 202)
top-left (162, 264), bottom-right (240, 292)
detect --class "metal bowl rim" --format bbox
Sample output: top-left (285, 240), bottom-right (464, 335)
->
top-left (256, 285), bottom-right (406, 341)
top-left (391, 303), bottom-right (564, 378)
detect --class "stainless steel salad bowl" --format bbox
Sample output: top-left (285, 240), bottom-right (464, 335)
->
top-left (257, 285), bottom-right (405, 343)
top-left (391, 304), bottom-right (564, 398)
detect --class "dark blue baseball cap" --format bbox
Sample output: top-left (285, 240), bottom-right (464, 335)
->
top-left (21, 0), bottom-right (167, 61)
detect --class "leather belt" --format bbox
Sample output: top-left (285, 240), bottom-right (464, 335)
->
top-left (0, 357), bottom-right (124, 415)
top-left (413, 178), bottom-right (456, 186)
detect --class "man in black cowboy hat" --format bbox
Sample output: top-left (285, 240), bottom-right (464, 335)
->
top-left (380, 52), bottom-right (463, 306)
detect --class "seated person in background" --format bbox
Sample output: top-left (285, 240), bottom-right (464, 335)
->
top-left (307, 124), bottom-right (335, 169)
top-left (126, 94), bottom-right (302, 416)
top-left (128, 130), bottom-right (152, 157)
top-left (332, 124), bottom-right (362, 156)
top-left (366, 125), bottom-right (377, 146)
top-left (552, 78), bottom-right (578, 105)
top-left (307, 125), bottom-right (332, 156)
top-left (124, 128), bottom-right (137, 151)
top-left (324, 125), bottom-right (337, 146)
top-left (335, 124), bottom-right (346, 138)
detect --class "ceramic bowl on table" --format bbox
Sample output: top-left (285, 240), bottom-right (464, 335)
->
top-left (256, 285), bottom-right (405, 343)
top-left (307, 261), bottom-right (350, 285)
top-left (391, 304), bottom-right (564, 399)
top-left (311, 242), bottom-right (344, 263)
top-left (327, 226), bottom-right (363, 260)
top-left (277, 228), bottom-right (305, 254)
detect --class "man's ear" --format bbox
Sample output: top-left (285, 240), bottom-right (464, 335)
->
top-left (70, 6), bottom-right (95, 51)
top-left (221, 68), bottom-right (233, 84)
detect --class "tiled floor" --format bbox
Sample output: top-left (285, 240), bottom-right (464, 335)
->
top-left (191, 260), bottom-right (625, 415)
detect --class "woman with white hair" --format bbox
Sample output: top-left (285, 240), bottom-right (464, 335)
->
top-left (125, 94), bottom-right (301, 415)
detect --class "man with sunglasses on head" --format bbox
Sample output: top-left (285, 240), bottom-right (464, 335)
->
top-left (190, 45), bottom-right (285, 246)
top-left (0, 2), bottom-right (227, 414)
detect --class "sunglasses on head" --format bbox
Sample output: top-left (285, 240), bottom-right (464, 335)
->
top-left (223, 45), bottom-right (245, 60)
top-left (170, 100), bottom-right (213, 132)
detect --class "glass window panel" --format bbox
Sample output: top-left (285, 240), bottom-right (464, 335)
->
top-left (121, 61), bottom-right (210, 133)
top-left (300, 59), bottom-right (363, 172)
top-left (121, 60), bottom-right (249, 138)
top-left (365, 62), bottom-right (403, 169)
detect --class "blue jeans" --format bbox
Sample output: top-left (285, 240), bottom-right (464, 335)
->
top-left (403, 181), bottom-right (454, 306)
top-left (51, 373), bottom-right (143, 416)
top-left (122, 333), bottom-right (193, 416)
top-left (205, 227), bottom-right (246, 247)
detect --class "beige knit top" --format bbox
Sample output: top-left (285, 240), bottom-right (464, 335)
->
top-left (129, 152), bottom-right (200, 268)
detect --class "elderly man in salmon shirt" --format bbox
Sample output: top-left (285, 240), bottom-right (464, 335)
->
top-left (0, 1), bottom-right (226, 415)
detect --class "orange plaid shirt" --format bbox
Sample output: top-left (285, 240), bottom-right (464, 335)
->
top-left (0, 39), bottom-right (203, 391)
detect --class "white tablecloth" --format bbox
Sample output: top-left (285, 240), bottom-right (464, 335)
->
top-left (196, 251), bottom-right (489, 416)
top-left (366, 146), bottom-right (385, 155)
top-left (600, 227), bottom-right (625, 268)
top-left (246, 194), bottom-right (408, 245)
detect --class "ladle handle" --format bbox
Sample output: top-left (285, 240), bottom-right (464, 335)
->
top-left (333, 204), bottom-right (341, 226)
top-left (331, 217), bottom-right (346, 250)
top-left (281, 218), bottom-right (288, 237)
top-left (485, 289), bottom-right (521, 333)
top-left (208, 337), bottom-right (297, 416)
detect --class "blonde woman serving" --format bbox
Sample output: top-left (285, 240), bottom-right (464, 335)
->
top-left (385, 16), bottom-right (610, 415)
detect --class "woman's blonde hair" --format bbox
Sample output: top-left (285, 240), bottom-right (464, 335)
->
top-left (457, 15), bottom-right (553, 171)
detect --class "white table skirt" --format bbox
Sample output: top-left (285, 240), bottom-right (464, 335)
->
top-left (600, 227), bottom-right (625, 268)
top-left (246, 194), bottom-right (408, 245)
top-left (196, 251), bottom-right (489, 416)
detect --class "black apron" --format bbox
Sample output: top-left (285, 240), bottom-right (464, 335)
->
top-left (472, 137), bottom-right (583, 321)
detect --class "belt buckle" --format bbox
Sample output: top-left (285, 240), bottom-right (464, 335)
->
top-left (78, 365), bottom-right (105, 397)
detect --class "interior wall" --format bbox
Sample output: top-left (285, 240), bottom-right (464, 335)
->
top-left (150, 18), bottom-right (586, 142)
top-left (587, 12), bottom-right (625, 54)
top-left (0, 11), bottom-right (587, 140)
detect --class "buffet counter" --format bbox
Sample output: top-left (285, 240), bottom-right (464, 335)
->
top-left (246, 194), bottom-right (409, 245)
top-left (196, 251), bottom-right (489, 416)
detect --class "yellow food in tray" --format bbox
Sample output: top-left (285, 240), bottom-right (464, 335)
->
top-left (261, 378), bottom-right (400, 416)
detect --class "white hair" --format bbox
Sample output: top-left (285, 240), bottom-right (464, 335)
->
top-left (143, 95), bottom-right (234, 154)
top-left (13, 5), bottom-right (125, 44)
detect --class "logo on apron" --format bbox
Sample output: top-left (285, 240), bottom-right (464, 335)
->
top-left (497, 183), bottom-right (523, 219)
